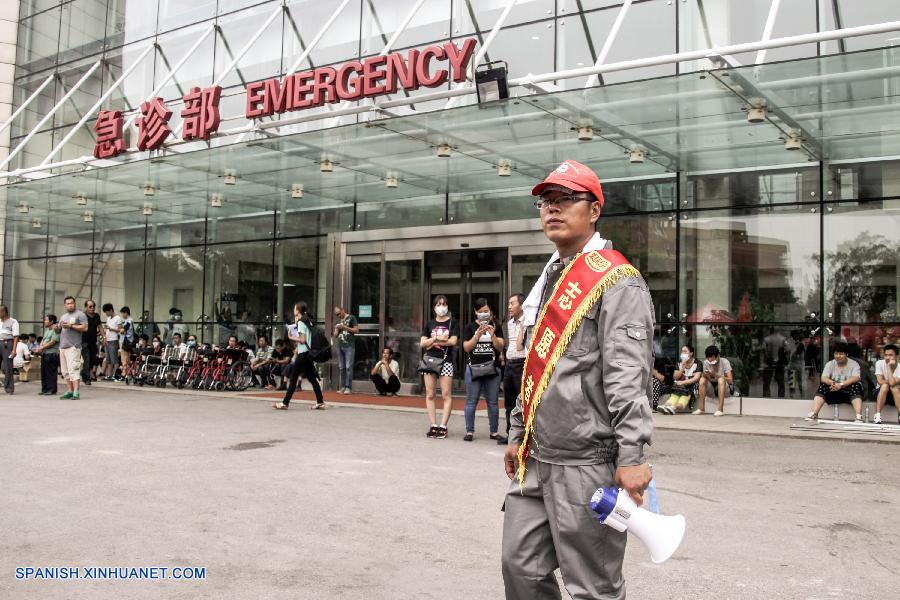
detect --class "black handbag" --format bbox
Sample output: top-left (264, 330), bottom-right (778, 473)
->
top-left (469, 361), bottom-right (496, 379)
top-left (418, 353), bottom-right (443, 375)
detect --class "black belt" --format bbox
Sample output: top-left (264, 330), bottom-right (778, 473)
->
top-left (506, 357), bottom-right (525, 364)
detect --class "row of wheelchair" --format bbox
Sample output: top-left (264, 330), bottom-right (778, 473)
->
top-left (123, 346), bottom-right (252, 391)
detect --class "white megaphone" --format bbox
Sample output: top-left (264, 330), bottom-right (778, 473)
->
top-left (589, 487), bottom-right (686, 564)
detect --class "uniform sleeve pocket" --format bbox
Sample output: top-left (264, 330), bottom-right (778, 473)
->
top-left (614, 324), bottom-right (646, 367)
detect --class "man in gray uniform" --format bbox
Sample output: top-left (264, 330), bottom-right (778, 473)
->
top-left (502, 160), bottom-right (654, 600)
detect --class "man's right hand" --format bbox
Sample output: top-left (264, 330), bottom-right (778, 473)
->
top-left (504, 443), bottom-right (520, 480)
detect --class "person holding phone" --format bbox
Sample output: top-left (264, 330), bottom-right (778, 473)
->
top-left (694, 345), bottom-right (733, 416)
top-left (462, 298), bottom-right (504, 442)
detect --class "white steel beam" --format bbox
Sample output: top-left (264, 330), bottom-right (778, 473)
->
top-left (0, 60), bottom-right (103, 171)
top-left (0, 72), bottom-right (56, 136)
top-left (585, 0), bottom-right (633, 88)
top-left (40, 43), bottom-right (156, 166)
top-left (122, 24), bottom-right (216, 131)
top-left (755, 0), bottom-right (783, 65)
top-left (286, 0), bottom-right (353, 75)
top-left (326, 0), bottom-right (429, 127)
top-left (445, 0), bottom-right (519, 109)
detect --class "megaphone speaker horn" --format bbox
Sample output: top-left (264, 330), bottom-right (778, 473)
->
top-left (590, 487), bottom-right (686, 564)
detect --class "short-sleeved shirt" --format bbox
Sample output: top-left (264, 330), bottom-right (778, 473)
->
top-left (875, 359), bottom-right (900, 380)
top-left (422, 318), bottom-right (459, 359)
top-left (822, 359), bottom-right (860, 383)
top-left (702, 357), bottom-right (732, 379)
top-left (106, 315), bottom-right (123, 342)
top-left (679, 359), bottom-right (700, 379)
top-left (295, 320), bottom-right (311, 354)
top-left (463, 321), bottom-right (504, 368)
top-left (41, 328), bottom-right (60, 354)
top-left (84, 313), bottom-right (101, 345)
top-left (60, 310), bottom-right (88, 349)
top-left (254, 346), bottom-right (273, 362)
top-left (119, 318), bottom-right (135, 344)
top-left (0, 317), bottom-right (19, 340)
top-left (271, 348), bottom-right (291, 362)
top-left (337, 314), bottom-right (358, 348)
top-left (375, 360), bottom-right (400, 383)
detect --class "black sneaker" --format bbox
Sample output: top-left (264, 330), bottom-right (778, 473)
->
top-left (435, 426), bottom-right (448, 439)
top-left (426, 426), bottom-right (438, 438)
top-left (494, 435), bottom-right (509, 445)
top-left (463, 433), bottom-right (474, 442)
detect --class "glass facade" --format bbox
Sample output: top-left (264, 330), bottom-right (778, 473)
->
top-left (4, 1), bottom-right (900, 402)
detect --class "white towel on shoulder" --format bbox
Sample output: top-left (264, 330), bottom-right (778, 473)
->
top-left (522, 232), bottom-right (611, 327)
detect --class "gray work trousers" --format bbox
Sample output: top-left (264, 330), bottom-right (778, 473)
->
top-left (502, 458), bottom-right (626, 600)
top-left (1, 340), bottom-right (14, 393)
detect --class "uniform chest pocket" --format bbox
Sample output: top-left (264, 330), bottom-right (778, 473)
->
top-left (564, 304), bottom-right (600, 358)
top-left (615, 323), bottom-right (647, 367)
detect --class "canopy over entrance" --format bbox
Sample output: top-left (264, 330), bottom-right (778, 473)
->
top-left (3, 47), bottom-right (899, 239)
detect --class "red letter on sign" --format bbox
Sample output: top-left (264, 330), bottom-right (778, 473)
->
top-left (361, 55), bottom-right (388, 98)
top-left (93, 110), bottom-right (126, 159)
top-left (182, 85), bottom-right (222, 141)
top-left (312, 67), bottom-right (337, 107)
top-left (336, 61), bottom-right (363, 101)
top-left (292, 71), bottom-right (314, 109)
top-left (264, 77), bottom-right (289, 115)
top-left (136, 97), bottom-right (173, 151)
top-left (386, 49), bottom-right (419, 94)
top-left (246, 81), bottom-right (266, 118)
top-left (445, 38), bottom-right (477, 83)
top-left (416, 45), bottom-right (448, 88)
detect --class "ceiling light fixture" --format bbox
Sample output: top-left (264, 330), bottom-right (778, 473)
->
top-left (385, 173), bottom-right (399, 188)
top-left (745, 98), bottom-right (766, 123)
top-left (16, 202), bottom-right (29, 214)
top-left (75, 194), bottom-right (87, 205)
top-left (291, 183), bottom-right (304, 199)
top-left (143, 183), bottom-right (155, 196)
top-left (31, 218), bottom-right (41, 229)
top-left (223, 169), bottom-right (237, 185)
top-left (783, 129), bottom-right (802, 151)
top-left (142, 203), bottom-right (153, 216)
top-left (436, 143), bottom-right (452, 158)
top-left (628, 144), bottom-right (646, 164)
top-left (82, 211), bottom-right (94, 223)
top-left (210, 193), bottom-right (223, 207)
top-left (320, 158), bottom-right (334, 172)
top-left (497, 160), bottom-right (512, 177)
top-left (577, 125), bottom-right (594, 141)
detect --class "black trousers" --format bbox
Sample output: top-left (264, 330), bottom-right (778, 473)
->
top-left (762, 365), bottom-right (785, 397)
top-left (370, 373), bottom-right (401, 395)
top-left (81, 342), bottom-right (97, 382)
top-left (41, 353), bottom-right (59, 394)
top-left (251, 364), bottom-right (274, 387)
top-left (1, 340), bottom-right (14, 393)
top-left (282, 353), bottom-right (323, 406)
top-left (502, 359), bottom-right (524, 435)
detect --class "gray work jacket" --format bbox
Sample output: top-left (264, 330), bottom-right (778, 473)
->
top-left (509, 273), bottom-right (655, 468)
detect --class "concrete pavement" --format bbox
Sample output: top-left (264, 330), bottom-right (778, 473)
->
top-left (1, 385), bottom-right (898, 599)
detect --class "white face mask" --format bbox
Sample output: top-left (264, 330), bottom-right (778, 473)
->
top-left (434, 305), bottom-right (449, 317)
top-left (680, 353), bottom-right (690, 363)
top-left (708, 359), bottom-right (718, 366)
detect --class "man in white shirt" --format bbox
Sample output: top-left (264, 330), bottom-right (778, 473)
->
top-left (499, 293), bottom-right (527, 445)
top-left (874, 344), bottom-right (900, 425)
top-left (102, 303), bottom-right (123, 381)
top-left (369, 347), bottom-right (400, 396)
top-left (0, 304), bottom-right (20, 394)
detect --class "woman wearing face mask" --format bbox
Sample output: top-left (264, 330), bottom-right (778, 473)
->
top-left (420, 295), bottom-right (459, 439)
top-left (150, 336), bottom-right (163, 357)
top-left (657, 344), bottom-right (701, 414)
top-left (461, 298), bottom-right (504, 442)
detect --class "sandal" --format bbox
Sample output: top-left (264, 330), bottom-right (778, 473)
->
top-left (310, 403), bottom-right (328, 410)
top-left (272, 403), bottom-right (288, 410)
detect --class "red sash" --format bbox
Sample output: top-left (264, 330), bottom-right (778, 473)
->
top-left (516, 249), bottom-right (640, 486)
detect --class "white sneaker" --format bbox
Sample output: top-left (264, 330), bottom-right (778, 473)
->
top-left (713, 410), bottom-right (724, 417)
top-left (874, 413), bottom-right (883, 424)
top-left (804, 412), bottom-right (818, 422)
top-left (854, 414), bottom-right (863, 423)
top-left (691, 409), bottom-right (702, 415)
top-left (342, 388), bottom-right (351, 394)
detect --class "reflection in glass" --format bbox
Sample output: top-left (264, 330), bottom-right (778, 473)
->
top-left (357, 196), bottom-right (445, 230)
top-left (58, 0), bottom-right (108, 65)
top-left (823, 201), bottom-right (900, 325)
top-left (205, 242), bottom-right (274, 345)
top-left (680, 207), bottom-right (820, 324)
top-left (276, 237), bottom-right (322, 333)
top-left (350, 260), bottom-right (381, 327)
top-left (4, 259), bottom-right (48, 322)
top-left (687, 167), bottom-right (819, 210)
top-left (385, 259), bottom-right (423, 383)
top-left (145, 245), bottom-right (207, 330)
top-left (93, 250), bottom-right (146, 317)
top-left (213, 4), bottom-right (284, 89)
top-left (157, 0), bottom-right (217, 34)
top-left (106, 0), bottom-right (159, 47)
top-left (16, 8), bottom-right (62, 75)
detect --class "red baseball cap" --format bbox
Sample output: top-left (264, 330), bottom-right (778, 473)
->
top-left (531, 160), bottom-right (605, 207)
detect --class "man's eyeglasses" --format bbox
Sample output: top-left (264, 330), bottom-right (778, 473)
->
top-left (533, 194), bottom-right (593, 210)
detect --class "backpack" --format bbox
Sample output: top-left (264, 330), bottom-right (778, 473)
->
top-left (301, 317), bottom-right (332, 363)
